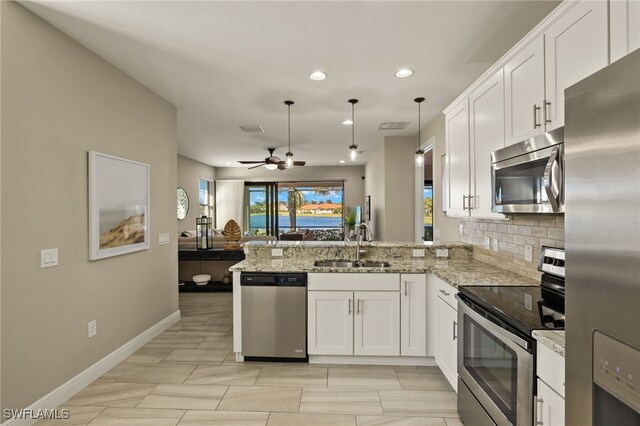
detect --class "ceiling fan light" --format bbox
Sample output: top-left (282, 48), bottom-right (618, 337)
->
top-left (349, 144), bottom-right (358, 162)
top-left (265, 163), bottom-right (278, 171)
top-left (285, 152), bottom-right (294, 169)
top-left (415, 150), bottom-right (424, 167)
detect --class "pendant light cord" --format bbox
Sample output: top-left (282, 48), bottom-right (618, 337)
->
top-left (288, 103), bottom-right (291, 152)
top-left (418, 101), bottom-right (421, 150)
top-left (352, 102), bottom-right (355, 146)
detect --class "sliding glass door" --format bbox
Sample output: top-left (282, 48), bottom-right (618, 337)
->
top-left (244, 183), bottom-right (278, 236)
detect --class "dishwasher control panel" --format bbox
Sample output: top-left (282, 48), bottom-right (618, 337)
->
top-left (241, 273), bottom-right (307, 286)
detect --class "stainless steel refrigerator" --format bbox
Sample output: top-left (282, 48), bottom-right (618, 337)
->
top-left (565, 49), bottom-right (640, 425)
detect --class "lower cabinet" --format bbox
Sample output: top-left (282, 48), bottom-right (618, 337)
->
top-left (431, 275), bottom-right (459, 391)
top-left (308, 290), bottom-right (399, 356)
top-left (536, 343), bottom-right (565, 425)
top-left (536, 379), bottom-right (565, 426)
top-left (400, 274), bottom-right (427, 356)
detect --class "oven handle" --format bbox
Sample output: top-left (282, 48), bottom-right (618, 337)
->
top-left (543, 146), bottom-right (562, 213)
top-left (456, 295), bottom-right (530, 351)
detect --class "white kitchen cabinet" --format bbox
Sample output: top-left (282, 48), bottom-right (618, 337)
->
top-left (432, 275), bottom-right (459, 391)
top-left (504, 36), bottom-right (545, 145)
top-left (611, 0), bottom-right (640, 63)
top-left (544, 0), bottom-right (608, 130)
top-left (536, 379), bottom-right (565, 426)
top-left (469, 69), bottom-right (506, 218)
top-left (400, 274), bottom-right (427, 357)
top-left (445, 98), bottom-right (470, 217)
top-left (354, 291), bottom-right (400, 356)
top-left (308, 291), bottom-right (353, 355)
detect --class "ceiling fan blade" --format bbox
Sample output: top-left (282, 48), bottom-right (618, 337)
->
top-left (293, 161), bottom-right (306, 166)
top-left (238, 161), bottom-right (265, 164)
top-left (248, 164), bottom-right (265, 170)
top-left (277, 163), bottom-right (287, 170)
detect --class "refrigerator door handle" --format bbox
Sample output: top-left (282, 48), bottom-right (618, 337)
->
top-left (544, 146), bottom-right (562, 212)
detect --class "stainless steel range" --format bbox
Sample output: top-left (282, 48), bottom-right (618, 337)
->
top-left (456, 247), bottom-right (565, 426)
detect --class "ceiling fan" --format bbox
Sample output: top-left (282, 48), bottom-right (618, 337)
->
top-left (238, 148), bottom-right (306, 170)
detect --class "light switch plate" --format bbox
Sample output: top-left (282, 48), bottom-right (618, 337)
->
top-left (271, 248), bottom-right (283, 257)
top-left (524, 245), bottom-right (533, 262)
top-left (483, 237), bottom-right (490, 250)
top-left (88, 320), bottom-right (97, 338)
top-left (436, 249), bottom-right (449, 258)
top-left (492, 238), bottom-right (499, 252)
top-left (412, 249), bottom-right (425, 258)
top-left (158, 233), bottom-right (170, 245)
top-left (458, 224), bottom-right (464, 236)
top-left (40, 248), bottom-right (59, 268)
top-left (434, 229), bottom-right (441, 239)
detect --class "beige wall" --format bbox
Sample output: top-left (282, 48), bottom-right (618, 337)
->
top-left (422, 113), bottom-right (459, 242)
top-left (364, 144), bottom-right (385, 240)
top-left (1, 1), bottom-right (178, 411)
top-left (383, 137), bottom-right (417, 242)
top-left (215, 165), bottom-right (366, 213)
top-left (177, 155), bottom-right (215, 232)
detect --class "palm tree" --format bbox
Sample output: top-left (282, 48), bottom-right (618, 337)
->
top-left (287, 188), bottom-right (307, 231)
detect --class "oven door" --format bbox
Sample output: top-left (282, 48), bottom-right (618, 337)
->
top-left (491, 144), bottom-right (563, 214)
top-left (457, 297), bottom-right (533, 426)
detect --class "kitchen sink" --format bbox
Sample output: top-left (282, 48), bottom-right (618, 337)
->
top-left (313, 260), bottom-right (391, 268)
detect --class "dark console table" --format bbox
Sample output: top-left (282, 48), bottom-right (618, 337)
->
top-left (178, 249), bottom-right (245, 292)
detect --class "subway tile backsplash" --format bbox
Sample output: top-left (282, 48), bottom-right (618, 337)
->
top-left (458, 215), bottom-right (564, 280)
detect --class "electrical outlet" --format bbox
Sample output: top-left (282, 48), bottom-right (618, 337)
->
top-left (412, 249), bottom-right (425, 258)
top-left (88, 320), bottom-right (97, 338)
top-left (492, 238), bottom-right (499, 252)
top-left (458, 224), bottom-right (464, 236)
top-left (483, 237), bottom-right (490, 250)
top-left (524, 294), bottom-right (533, 311)
top-left (158, 233), bottom-right (170, 245)
top-left (524, 245), bottom-right (533, 262)
top-left (271, 248), bottom-right (283, 257)
top-left (40, 248), bottom-right (59, 268)
top-left (436, 249), bottom-right (449, 258)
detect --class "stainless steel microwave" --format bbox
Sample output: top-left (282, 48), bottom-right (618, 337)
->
top-left (491, 128), bottom-right (564, 214)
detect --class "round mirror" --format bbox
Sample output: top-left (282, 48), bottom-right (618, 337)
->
top-left (177, 187), bottom-right (189, 220)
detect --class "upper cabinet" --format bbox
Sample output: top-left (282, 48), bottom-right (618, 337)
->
top-left (445, 99), bottom-right (470, 217)
top-left (544, 0), bottom-right (609, 129)
top-left (611, 0), bottom-right (640, 62)
top-left (504, 36), bottom-right (546, 145)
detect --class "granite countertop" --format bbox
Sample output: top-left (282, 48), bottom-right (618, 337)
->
top-left (532, 330), bottom-right (566, 357)
top-left (230, 258), bottom-right (539, 288)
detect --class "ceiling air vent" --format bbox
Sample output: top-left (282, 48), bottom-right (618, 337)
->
top-left (378, 122), bottom-right (409, 130)
top-left (240, 125), bottom-right (264, 133)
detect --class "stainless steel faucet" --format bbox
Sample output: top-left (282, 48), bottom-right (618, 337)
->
top-left (355, 223), bottom-right (372, 264)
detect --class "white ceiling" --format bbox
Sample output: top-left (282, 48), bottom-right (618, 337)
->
top-left (22, 0), bottom-right (559, 167)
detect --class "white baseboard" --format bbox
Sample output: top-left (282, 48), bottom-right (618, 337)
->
top-left (310, 354), bottom-right (437, 366)
top-left (2, 310), bottom-right (181, 426)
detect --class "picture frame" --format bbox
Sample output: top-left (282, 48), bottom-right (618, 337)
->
top-left (365, 195), bottom-right (371, 221)
top-left (88, 151), bottom-right (150, 260)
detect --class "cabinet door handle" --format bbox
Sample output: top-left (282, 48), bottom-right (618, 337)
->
top-left (535, 397), bottom-right (544, 425)
top-left (544, 100), bottom-right (551, 124)
top-left (462, 195), bottom-right (468, 211)
top-left (348, 299), bottom-right (352, 315)
top-left (439, 289), bottom-right (451, 297)
top-left (357, 299), bottom-right (361, 315)
top-left (533, 104), bottom-right (541, 129)
top-left (404, 281), bottom-right (408, 296)
top-left (453, 321), bottom-right (458, 340)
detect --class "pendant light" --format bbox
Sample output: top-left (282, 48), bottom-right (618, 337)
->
top-left (414, 97), bottom-right (425, 167)
top-left (284, 100), bottom-right (294, 169)
top-left (348, 99), bottom-right (359, 161)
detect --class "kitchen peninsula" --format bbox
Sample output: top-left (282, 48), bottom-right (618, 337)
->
top-left (230, 240), bottom-right (538, 389)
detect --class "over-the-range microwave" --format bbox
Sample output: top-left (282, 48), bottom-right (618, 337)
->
top-left (491, 128), bottom-right (564, 214)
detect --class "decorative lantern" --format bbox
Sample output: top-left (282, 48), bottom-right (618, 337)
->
top-left (196, 215), bottom-right (212, 250)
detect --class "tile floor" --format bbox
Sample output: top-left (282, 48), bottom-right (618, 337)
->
top-left (39, 292), bottom-right (463, 425)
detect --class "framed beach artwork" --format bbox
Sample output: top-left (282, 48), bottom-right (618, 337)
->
top-left (88, 151), bottom-right (150, 260)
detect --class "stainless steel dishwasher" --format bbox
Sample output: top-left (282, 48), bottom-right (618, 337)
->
top-left (240, 272), bottom-right (307, 361)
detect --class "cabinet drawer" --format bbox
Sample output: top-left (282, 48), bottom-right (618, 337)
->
top-left (308, 273), bottom-right (400, 291)
top-left (433, 275), bottom-right (458, 309)
top-left (537, 343), bottom-right (565, 397)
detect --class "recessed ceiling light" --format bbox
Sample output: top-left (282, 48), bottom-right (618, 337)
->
top-left (339, 160), bottom-right (346, 164)
top-left (309, 71), bottom-right (327, 81)
top-left (395, 68), bottom-right (414, 78)
top-left (342, 119), bottom-right (353, 125)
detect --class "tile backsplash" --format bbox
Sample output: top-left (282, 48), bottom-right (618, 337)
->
top-left (458, 215), bottom-right (564, 280)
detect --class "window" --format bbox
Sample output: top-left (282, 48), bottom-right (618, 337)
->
top-left (199, 179), bottom-right (214, 219)
top-left (424, 181), bottom-right (433, 241)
